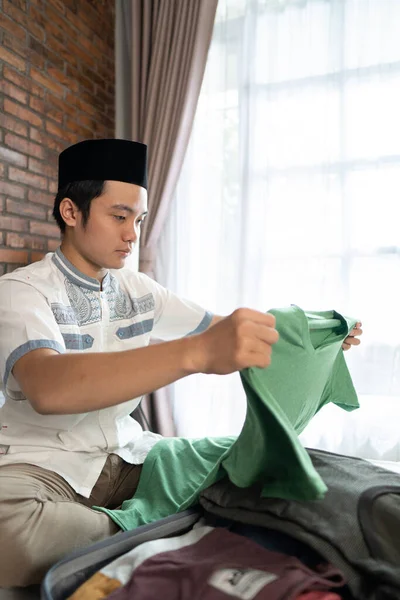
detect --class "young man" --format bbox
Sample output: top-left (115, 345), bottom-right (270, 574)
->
top-left (0, 139), bottom-right (362, 587)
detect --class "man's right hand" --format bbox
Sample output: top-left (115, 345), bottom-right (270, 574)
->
top-left (188, 308), bottom-right (279, 375)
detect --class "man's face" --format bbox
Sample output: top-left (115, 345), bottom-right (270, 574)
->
top-left (73, 180), bottom-right (148, 271)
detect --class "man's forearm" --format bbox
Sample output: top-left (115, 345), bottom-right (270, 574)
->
top-left (14, 308), bottom-right (280, 416)
top-left (15, 337), bottom-right (201, 415)
top-left (208, 314), bottom-right (225, 327)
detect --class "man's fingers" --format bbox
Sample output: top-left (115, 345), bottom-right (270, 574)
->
top-left (248, 348), bottom-right (273, 369)
top-left (253, 323), bottom-right (279, 345)
top-left (349, 327), bottom-right (363, 337)
top-left (233, 308), bottom-right (276, 328)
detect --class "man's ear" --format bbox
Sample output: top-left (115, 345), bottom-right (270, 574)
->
top-left (59, 197), bottom-right (79, 228)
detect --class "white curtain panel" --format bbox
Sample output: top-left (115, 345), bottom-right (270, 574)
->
top-left (157, 0), bottom-right (400, 458)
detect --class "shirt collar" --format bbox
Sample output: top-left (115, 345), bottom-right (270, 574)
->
top-left (52, 247), bottom-right (111, 291)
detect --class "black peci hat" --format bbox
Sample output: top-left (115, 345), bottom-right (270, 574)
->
top-left (58, 139), bottom-right (148, 191)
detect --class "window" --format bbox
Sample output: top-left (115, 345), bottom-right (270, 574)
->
top-left (158, 0), bottom-right (400, 454)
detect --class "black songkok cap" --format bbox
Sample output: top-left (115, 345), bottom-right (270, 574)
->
top-left (58, 139), bottom-right (148, 191)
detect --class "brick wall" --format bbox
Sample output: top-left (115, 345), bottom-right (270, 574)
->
top-left (0, 0), bottom-right (115, 274)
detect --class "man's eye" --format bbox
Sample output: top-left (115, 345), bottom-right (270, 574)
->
top-left (114, 215), bottom-right (126, 221)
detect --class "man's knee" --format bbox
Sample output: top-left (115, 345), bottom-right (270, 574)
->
top-left (0, 504), bottom-right (47, 587)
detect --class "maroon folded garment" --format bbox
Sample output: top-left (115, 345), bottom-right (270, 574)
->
top-left (107, 527), bottom-right (345, 600)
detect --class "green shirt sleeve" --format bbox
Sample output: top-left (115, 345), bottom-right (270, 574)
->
top-left (320, 350), bottom-right (360, 412)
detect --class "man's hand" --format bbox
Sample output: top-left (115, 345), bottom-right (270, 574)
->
top-left (189, 308), bottom-right (279, 375)
top-left (342, 322), bottom-right (363, 351)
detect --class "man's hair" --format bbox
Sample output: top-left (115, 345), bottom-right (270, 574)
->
top-left (52, 180), bottom-right (105, 233)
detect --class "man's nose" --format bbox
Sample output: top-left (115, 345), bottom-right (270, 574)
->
top-left (123, 223), bottom-right (139, 243)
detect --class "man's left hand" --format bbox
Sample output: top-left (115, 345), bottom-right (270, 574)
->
top-left (342, 322), bottom-right (363, 351)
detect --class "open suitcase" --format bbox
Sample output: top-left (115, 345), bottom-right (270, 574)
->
top-left (41, 508), bottom-right (201, 600)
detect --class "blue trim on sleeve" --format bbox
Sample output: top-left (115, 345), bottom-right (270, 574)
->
top-left (186, 311), bottom-right (214, 337)
top-left (116, 318), bottom-right (154, 340)
top-left (4, 339), bottom-right (65, 388)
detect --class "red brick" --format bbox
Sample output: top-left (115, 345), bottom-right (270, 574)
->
top-left (28, 0), bottom-right (46, 9)
top-left (28, 157), bottom-right (57, 179)
top-left (0, 80), bottom-right (28, 104)
top-left (2, 31), bottom-right (27, 59)
top-left (0, 181), bottom-right (25, 199)
top-left (47, 238), bottom-right (60, 251)
top-left (64, 6), bottom-right (93, 40)
top-left (78, 34), bottom-right (102, 60)
top-left (0, 215), bottom-right (28, 232)
top-left (6, 198), bottom-right (48, 220)
top-left (10, 0), bottom-right (27, 13)
top-left (0, 12), bottom-right (27, 39)
top-left (44, 103), bottom-right (64, 124)
top-left (2, 0), bottom-right (45, 42)
top-left (30, 221), bottom-right (59, 238)
top-left (6, 232), bottom-right (47, 250)
top-left (29, 96), bottom-right (45, 113)
top-left (46, 120), bottom-right (77, 143)
top-left (0, 249), bottom-right (29, 263)
top-left (46, 35), bottom-right (78, 69)
top-left (47, 0), bottom-right (66, 15)
top-left (48, 180), bottom-right (58, 194)
top-left (9, 167), bottom-right (47, 190)
top-left (66, 39), bottom-right (96, 69)
top-left (4, 99), bottom-right (43, 128)
top-left (6, 263), bottom-right (26, 272)
top-left (44, 5), bottom-right (73, 39)
top-left (31, 251), bottom-right (47, 262)
top-left (0, 145), bottom-right (27, 168)
top-left (3, 66), bottom-right (45, 98)
top-left (0, 0), bottom-right (115, 273)
top-left (30, 67), bottom-right (64, 98)
top-left (27, 49), bottom-right (46, 70)
top-left (47, 66), bottom-right (78, 92)
top-left (65, 93), bottom-right (97, 117)
top-left (46, 95), bottom-right (75, 118)
top-left (29, 37), bottom-right (64, 71)
top-left (4, 133), bottom-right (46, 160)
top-left (0, 114), bottom-right (28, 137)
top-left (0, 46), bottom-right (26, 72)
top-left (28, 188), bottom-right (55, 206)
top-left (79, 64), bottom-right (102, 90)
top-left (29, 128), bottom-right (65, 153)
top-left (65, 118), bottom-right (92, 137)
top-left (79, 2), bottom-right (112, 36)
top-left (28, 6), bottom-right (48, 31)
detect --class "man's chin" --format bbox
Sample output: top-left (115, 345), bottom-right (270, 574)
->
top-left (111, 253), bottom-right (130, 269)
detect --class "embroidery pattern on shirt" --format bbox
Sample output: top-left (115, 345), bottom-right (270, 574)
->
top-left (51, 303), bottom-right (78, 326)
top-left (65, 279), bottom-right (101, 326)
top-left (106, 275), bottom-right (155, 322)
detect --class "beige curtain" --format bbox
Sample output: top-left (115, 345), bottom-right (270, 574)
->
top-left (131, 0), bottom-right (218, 276)
top-left (128, 0), bottom-right (218, 435)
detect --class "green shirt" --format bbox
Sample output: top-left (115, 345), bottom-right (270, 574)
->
top-left (98, 306), bottom-right (358, 530)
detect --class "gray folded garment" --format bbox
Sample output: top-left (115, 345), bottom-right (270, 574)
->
top-left (200, 448), bottom-right (400, 600)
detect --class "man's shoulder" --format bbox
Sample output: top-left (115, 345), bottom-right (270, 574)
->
top-left (0, 253), bottom-right (56, 291)
top-left (110, 267), bottom-right (158, 294)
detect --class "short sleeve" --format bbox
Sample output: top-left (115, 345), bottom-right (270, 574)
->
top-left (136, 273), bottom-right (213, 341)
top-left (0, 279), bottom-right (65, 397)
top-left (323, 351), bottom-right (360, 412)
